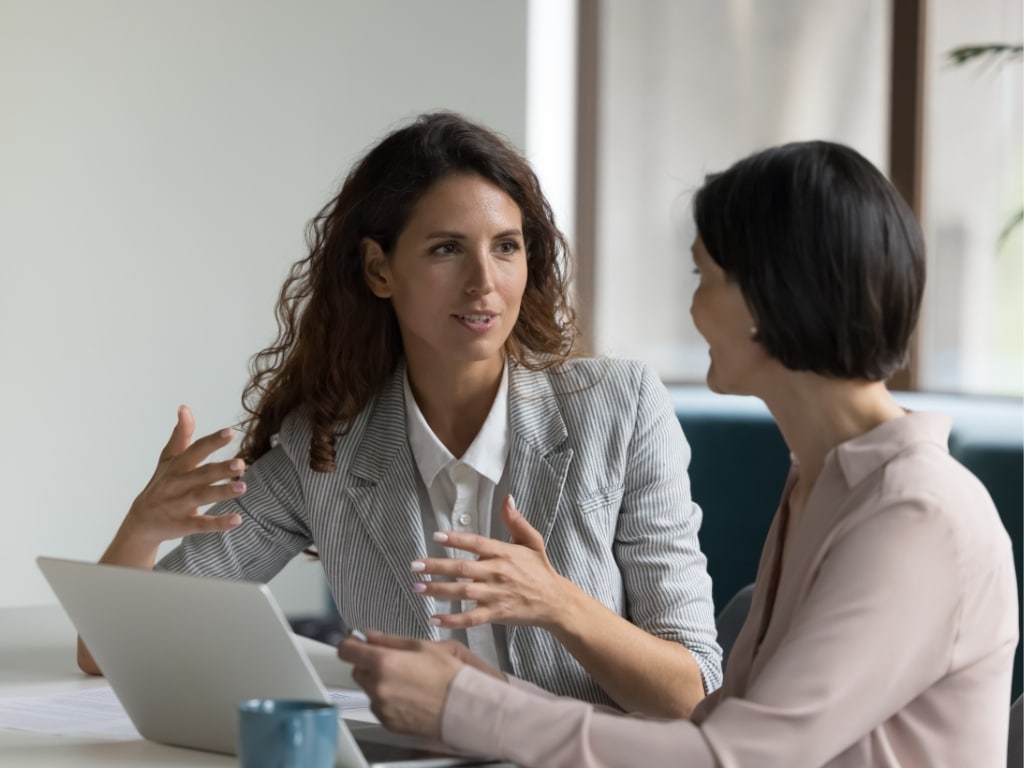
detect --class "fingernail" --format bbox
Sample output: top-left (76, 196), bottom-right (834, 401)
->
top-left (410, 560), bottom-right (426, 572)
top-left (229, 459), bottom-right (244, 472)
top-left (231, 481), bottom-right (246, 493)
top-left (411, 582), bottom-right (427, 593)
top-left (508, 494), bottom-right (517, 510)
top-left (428, 617), bottom-right (442, 627)
top-left (433, 532), bottom-right (448, 543)
top-left (219, 427), bottom-right (233, 438)
top-left (227, 515), bottom-right (242, 527)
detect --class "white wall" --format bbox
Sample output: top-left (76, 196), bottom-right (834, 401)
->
top-left (0, 0), bottom-right (529, 610)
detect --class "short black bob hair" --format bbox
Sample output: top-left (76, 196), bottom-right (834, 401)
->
top-left (693, 140), bottom-right (926, 382)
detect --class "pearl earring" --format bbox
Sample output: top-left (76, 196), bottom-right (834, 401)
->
top-left (750, 326), bottom-right (758, 338)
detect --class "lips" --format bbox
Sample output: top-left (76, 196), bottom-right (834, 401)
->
top-left (455, 313), bottom-right (496, 324)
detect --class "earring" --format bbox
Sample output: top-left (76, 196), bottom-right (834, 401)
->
top-left (750, 326), bottom-right (758, 338)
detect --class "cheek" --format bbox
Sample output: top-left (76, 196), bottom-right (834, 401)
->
top-left (501, 263), bottom-right (529, 302)
top-left (689, 291), bottom-right (709, 337)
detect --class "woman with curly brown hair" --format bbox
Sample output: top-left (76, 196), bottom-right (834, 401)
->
top-left (76, 111), bottom-right (721, 715)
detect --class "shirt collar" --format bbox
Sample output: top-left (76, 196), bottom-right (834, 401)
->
top-left (832, 411), bottom-right (953, 487)
top-left (404, 362), bottom-right (510, 488)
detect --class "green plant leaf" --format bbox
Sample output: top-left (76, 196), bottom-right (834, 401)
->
top-left (947, 44), bottom-right (1023, 66)
top-left (999, 209), bottom-right (1024, 249)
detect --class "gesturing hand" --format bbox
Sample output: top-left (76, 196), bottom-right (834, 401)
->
top-left (120, 405), bottom-right (246, 548)
top-left (410, 496), bottom-right (575, 632)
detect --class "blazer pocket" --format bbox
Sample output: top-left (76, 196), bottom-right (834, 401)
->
top-left (577, 484), bottom-right (625, 516)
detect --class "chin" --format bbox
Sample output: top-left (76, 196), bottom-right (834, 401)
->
top-left (706, 377), bottom-right (728, 395)
top-left (705, 364), bottom-right (720, 393)
top-left (705, 367), bottom-right (733, 396)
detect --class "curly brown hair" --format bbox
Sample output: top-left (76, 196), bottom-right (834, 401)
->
top-left (238, 111), bottom-right (581, 472)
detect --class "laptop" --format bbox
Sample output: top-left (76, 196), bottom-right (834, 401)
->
top-left (37, 556), bottom-right (499, 767)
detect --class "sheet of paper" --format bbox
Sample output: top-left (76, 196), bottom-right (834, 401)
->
top-left (0, 686), bottom-right (140, 740)
top-left (0, 685), bottom-right (371, 740)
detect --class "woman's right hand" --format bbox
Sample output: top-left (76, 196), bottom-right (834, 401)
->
top-left (109, 405), bottom-right (246, 561)
top-left (81, 405), bottom-right (248, 675)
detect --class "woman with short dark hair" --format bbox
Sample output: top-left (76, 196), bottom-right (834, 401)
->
top-left (693, 140), bottom-right (923, 382)
top-left (340, 140), bottom-right (1018, 768)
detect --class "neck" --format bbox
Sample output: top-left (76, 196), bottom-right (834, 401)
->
top-left (762, 373), bottom-right (905, 493)
top-left (406, 356), bottom-right (505, 456)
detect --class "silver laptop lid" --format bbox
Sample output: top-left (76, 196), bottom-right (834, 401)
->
top-left (36, 557), bottom-right (331, 756)
top-left (36, 557), bottom-right (496, 767)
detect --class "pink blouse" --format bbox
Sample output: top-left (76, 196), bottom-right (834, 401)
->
top-left (440, 413), bottom-right (1019, 767)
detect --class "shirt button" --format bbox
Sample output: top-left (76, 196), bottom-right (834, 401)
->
top-left (457, 513), bottom-right (472, 527)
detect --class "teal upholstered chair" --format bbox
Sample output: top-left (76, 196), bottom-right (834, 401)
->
top-left (672, 389), bottom-right (789, 615)
top-left (951, 440), bottom-right (1023, 702)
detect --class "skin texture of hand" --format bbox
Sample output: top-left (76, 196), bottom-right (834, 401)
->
top-left (410, 495), bottom-right (575, 631)
top-left (337, 632), bottom-right (496, 738)
top-left (77, 405), bottom-right (248, 675)
top-left (115, 405), bottom-right (247, 553)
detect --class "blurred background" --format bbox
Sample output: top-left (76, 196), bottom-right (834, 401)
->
top-left (1, 0), bottom-right (1020, 612)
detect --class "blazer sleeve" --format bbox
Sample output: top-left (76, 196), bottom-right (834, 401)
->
top-left (155, 441), bottom-right (312, 582)
top-left (614, 363), bottom-right (722, 691)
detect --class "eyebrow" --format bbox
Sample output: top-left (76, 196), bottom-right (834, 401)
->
top-left (425, 229), bottom-right (524, 240)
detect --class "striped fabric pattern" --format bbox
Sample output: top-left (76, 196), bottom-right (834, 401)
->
top-left (157, 358), bottom-right (723, 705)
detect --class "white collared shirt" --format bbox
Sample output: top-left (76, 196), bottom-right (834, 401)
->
top-left (404, 363), bottom-right (511, 671)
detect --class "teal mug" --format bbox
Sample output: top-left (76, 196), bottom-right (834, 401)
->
top-left (237, 699), bottom-right (338, 768)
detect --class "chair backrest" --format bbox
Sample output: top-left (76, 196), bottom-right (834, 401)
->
top-left (715, 583), bottom-right (756, 668)
top-left (1009, 693), bottom-right (1023, 768)
top-left (676, 406), bottom-right (789, 613)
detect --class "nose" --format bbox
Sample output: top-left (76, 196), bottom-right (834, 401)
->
top-left (464, 248), bottom-right (495, 296)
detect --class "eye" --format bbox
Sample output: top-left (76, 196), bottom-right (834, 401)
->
top-left (495, 240), bottom-right (522, 257)
top-left (430, 242), bottom-right (459, 256)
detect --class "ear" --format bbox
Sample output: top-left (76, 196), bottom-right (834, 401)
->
top-left (361, 238), bottom-right (392, 298)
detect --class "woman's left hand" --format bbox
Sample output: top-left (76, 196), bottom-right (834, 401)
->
top-left (411, 495), bottom-right (575, 631)
top-left (337, 632), bottom-right (464, 738)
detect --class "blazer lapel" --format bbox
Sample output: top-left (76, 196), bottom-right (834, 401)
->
top-left (506, 365), bottom-right (573, 656)
top-left (345, 363), bottom-right (438, 637)
top-left (506, 364), bottom-right (573, 542)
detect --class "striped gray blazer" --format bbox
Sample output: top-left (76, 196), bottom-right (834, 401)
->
top-left (157, 358), bottom-right (723, 704)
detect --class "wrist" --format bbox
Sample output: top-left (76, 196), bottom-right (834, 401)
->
top-left (102, 515), bottom-right (161, 568)
top-left (543, 575), bottom-right (588, 637)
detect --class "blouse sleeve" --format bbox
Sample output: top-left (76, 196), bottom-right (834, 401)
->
top-left (442, 667), bottom-right (718, 768)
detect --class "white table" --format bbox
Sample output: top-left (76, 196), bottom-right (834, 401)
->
top-left (0, 604), bottom-right (511, 766)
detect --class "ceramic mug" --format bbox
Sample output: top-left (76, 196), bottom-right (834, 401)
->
top-left (237, 698), bottom-right (338, 768)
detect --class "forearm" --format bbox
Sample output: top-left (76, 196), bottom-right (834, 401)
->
top-left (99, 517), bottom-right (161, 569)
top-left (77, 521), bottom-right (162, 675)
top-left (442, 667), bottom-right (716, 768)
top-left (549, 578), bottom-right (706, 718)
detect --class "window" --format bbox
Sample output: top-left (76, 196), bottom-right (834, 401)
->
top-left (582, 0), bottom-right (1023, 395)
top-left (920, 0), bottom-right (1022, 395)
